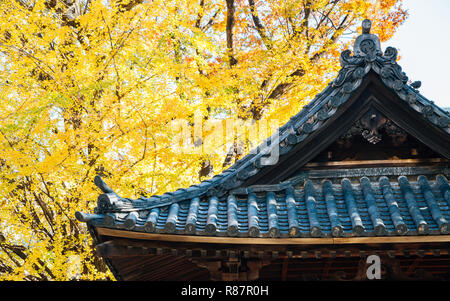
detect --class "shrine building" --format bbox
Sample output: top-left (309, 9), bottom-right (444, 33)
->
top-left (76, 20), bottom-right (450, 281)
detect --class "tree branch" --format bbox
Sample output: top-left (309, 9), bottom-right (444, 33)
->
top-left (195, 0), bottom-right (205, 29)
top-left (226, 0), bottom-right (237, 66)
top-left (248, 0), bottom-right (272, 50)
top-left (249, 12), bottom-right (353, 120)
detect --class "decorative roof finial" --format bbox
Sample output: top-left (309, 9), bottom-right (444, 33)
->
top-left (353, 19), bottom-right (381, 58)
top-left (362, 19), bottom-right (371, 34)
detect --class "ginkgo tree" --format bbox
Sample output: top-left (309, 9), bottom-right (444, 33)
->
top-left (0, 0), bottom-right (406, 280)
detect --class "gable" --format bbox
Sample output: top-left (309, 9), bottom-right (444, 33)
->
top-left (245, 71), bottom-right (450, 185)
top-left (312, 116), bottom-right (441, 162)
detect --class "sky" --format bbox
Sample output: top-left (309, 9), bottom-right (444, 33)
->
top-left (380, 0), bottom-right (450, 108)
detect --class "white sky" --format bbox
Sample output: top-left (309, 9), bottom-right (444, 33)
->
top-left (381, 0), bottom-right (450, 108)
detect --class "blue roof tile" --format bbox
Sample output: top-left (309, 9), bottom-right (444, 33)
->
top-left (78, 175), bottom-right (450, 238)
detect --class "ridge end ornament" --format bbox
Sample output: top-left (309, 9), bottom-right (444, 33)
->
top-left (353, 19), bottom-right (382, 58)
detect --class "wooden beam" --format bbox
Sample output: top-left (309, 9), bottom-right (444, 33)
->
top-left (96, 241), bottom-right (150, 257)
top-left (97, 227), bottom-right (334, 244)
top-left (96, 227), bottom-right (450, 245)
top-left (305, 158), bottom-right (448, 168)
top-left (306, 166), bottom-right (449, 180)
top-left (332, 236), bottom-right (450, 244)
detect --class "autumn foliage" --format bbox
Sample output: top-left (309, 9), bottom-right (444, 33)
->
top-left (0, 0), bottom-right (406, 280)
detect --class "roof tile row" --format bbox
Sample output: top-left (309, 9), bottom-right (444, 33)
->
top-left (76, 175), bottom-right (450, 238)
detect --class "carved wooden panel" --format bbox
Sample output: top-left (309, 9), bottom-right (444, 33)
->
top-left (339, 108), bottom-right (406, 145)
top-left (311, 108), bottom-right (442, 162)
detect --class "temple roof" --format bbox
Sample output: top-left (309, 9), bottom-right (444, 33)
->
top-left (77, 175), bottom-right (450, 238)
top-left (76, 20), bottom-right (450, 239)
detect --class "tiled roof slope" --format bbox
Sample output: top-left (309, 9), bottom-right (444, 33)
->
top-left (76, 20), bottom-right (450, 238)
top-left (77, 175), bottom-right (450, 238)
